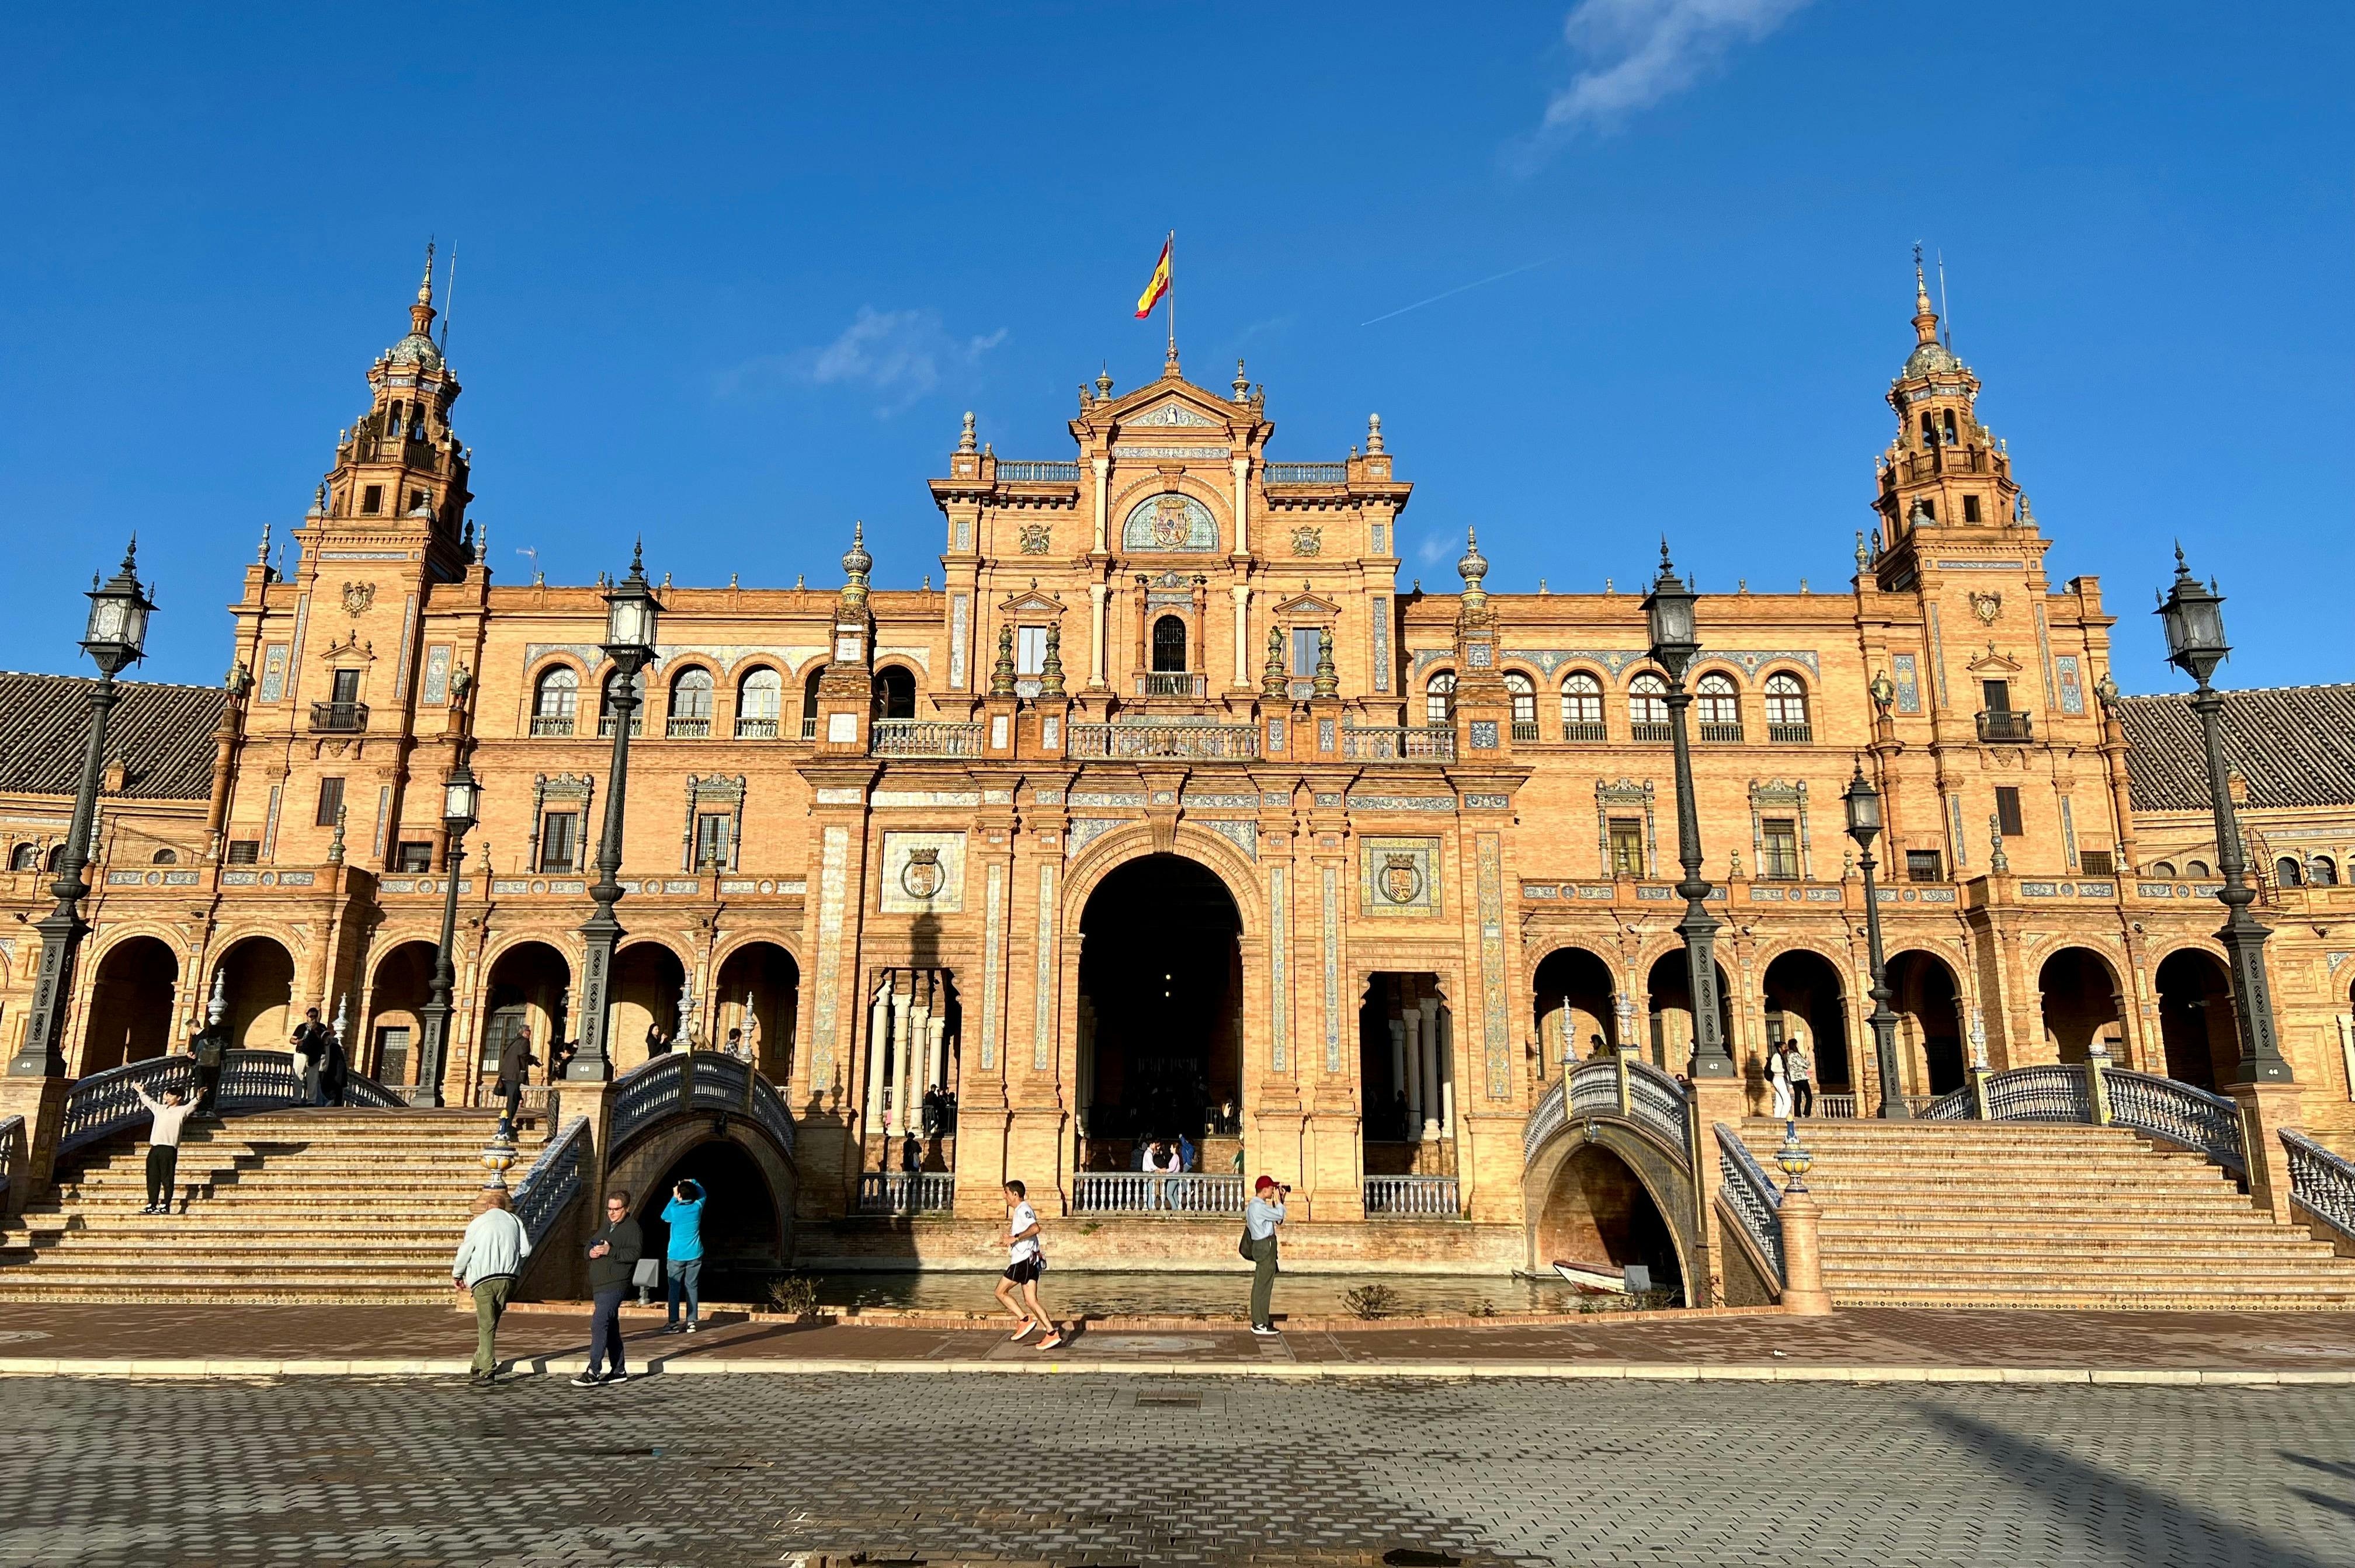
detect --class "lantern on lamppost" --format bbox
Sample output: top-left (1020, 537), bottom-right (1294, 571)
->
top-left (569, 544), bottom-right (662, 1082)
top-left (11, 541), bottom-right (155, 1078)
top-left (1642, 543), bottom-right (1732, 1080)
top-left (1842, 759), bottom-right (1909, 1118)
top-left (2156, 548), bottom-right (2291, 1084)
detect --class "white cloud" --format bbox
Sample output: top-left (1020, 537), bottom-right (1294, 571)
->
top-left (720, 307), bottom-right (1008, 415)
top-left (1416, 533), bottom-right (1454, 568)
top-left (1522, 0), bottom-right (1808, 151)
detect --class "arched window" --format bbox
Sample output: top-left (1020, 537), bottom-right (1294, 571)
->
top-left (2312, 856), bottom-right (2340, 886)
top-left (1425, 672), bottom-right (1456, 726)
top-left (8, 844), bottom-right (34, 872)
top-left (1764, 672), bottom-right (1811, 739)
top-left (1696, 672), bottom-right (1739, 733)
top-left (1628, 673), bottom-right (1669, 734)
top-left (2276, 856), bottom-right (2306, 888)
top-left (666, 668), bottom-right (714, 737)
top-left (2151, 861), bottom-right (2178, 877)
top-left (871, 665), bottom-right (916, 721)
top-left (152, 849), bottom-right (178, 865)
top-left (599, 668), bottom-right (644, 738)
top-left (1561, 672), bottom-right (1603, 738)
top-left (2186, 859), bottom-right (2211, 878)
top-left (1504, 672), bottom-right (1537, 737)
top-left (737, 667), bottom-right (783, 738)
top-left (45, 845), bottom-right (64, 872)
top-left (531, 666), bottom-right (579, 735)
top-left (1152, 615), bottom-right (1187, 673)
top-left (801, 665), bottom-right (826, 739)
top-left (1942, 409), bottom-right (1959, 444)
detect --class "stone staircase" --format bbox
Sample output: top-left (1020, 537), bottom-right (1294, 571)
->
top-left (0, 1110), bottom-right (516, 1304)
top-left (1741, 1119), bottom-right (2355, 1310)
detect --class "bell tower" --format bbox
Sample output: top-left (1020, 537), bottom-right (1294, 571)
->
top-left (1870, 258), bottom-right (2026, 586)
top-left (315, 244), bottom-right (474, 582)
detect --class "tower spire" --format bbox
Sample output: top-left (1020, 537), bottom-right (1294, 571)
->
top-left (1911, 242), bottom-right (1939, 347)
top-left (410, 238), bottom-right (437, 339)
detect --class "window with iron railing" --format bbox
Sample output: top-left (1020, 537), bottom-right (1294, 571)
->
top-left (538, 812), bottom-right (579, 874)
top-left (532, 667), bottom-right (579, 736)
top-left (1764, 673), bottom-right (1811, 741)
top-left (1561, 673), bottom-right (1604, 740)
top-left (1905, 850), bottom-right (1944, 883)
top-left (2078, 850), bottom-right (2115, 878)
top-left (1628, 673), bottom-right (1669, 739)
top-left (394, 842), bottom-right (432, 873)
top-left (668, 668), bottom-right (714, 738)
top-left (736, 667), bottom-right (782, 738)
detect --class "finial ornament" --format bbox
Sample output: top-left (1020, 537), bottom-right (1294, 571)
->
top-left (1456, 527), bottom-right (1489, 596)
top-left (1366, 413), bottom-right (1384, 454)
top-left (326, 802), bottom-right (348, 866)
top-left (1855, 530), bottom-right (1871, 571)
top-left (418, 239), bottom-right (436, 307)
top-left (1312, 628), bottom-right (1339, 699)
top-left (1096, 364), bottom-right (1113, 401)
top-left (989, 624), bottom-right (1017, 697)
top-left (958, 411), bottom-right (977, 454)
top-left (1989, 812), bottom-right (2010, 874)
top-left (1040, 623), bottom-right (1066, 697)
top-left (258, 521), bottom-right (272, 566)
top-left (1232, 359), bottom-right (1249, 401)
top-left (630, 537), bottom-right (645, 578)
top-left (1262, 626), bottom-right (1288, 699)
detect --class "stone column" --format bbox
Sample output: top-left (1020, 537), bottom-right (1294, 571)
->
top-left (1229, 583), bottom-right (1251, 689)
top-left (1777, 1187), bottom-right (1834, 1315)
top-left (2234, 1080), bottom-right (2305, 1223)
top-left (863, 979), bottom-right (891, 1141)
top-left (1231, 455), bottom-right (1251, 555)
top-left (1401, 986), bottom-right (1425, 1137)
top-left (1418, 994), bottom-right (1443, 1141)
top-left (1089, 582), bottom-right (1109, 689)
top-left (893, 975), bottom-right (916, 1135)
top-left (1092, 457), bottom-right (1110, 553)
top-left (1436, 1004), bottom-right (1456, 1137)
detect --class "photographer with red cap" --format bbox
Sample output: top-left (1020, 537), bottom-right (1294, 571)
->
top-left (1244, 1174), bottom-right (1288, 1335)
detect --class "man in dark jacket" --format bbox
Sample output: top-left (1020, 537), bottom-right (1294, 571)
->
top-left (188, 1018), bottom-right (227, 1116)
top-left (494, 1033), bottom-right (537, 1136)
top-left (290, 1008), bottom-right (329, 1105)
top-left (574, 1189), bottom-right (643, 1386)
top-left (319, 1028), bottom-right (349, 1107)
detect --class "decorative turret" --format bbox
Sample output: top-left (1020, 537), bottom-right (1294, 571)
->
top-left (1456, 528), bottom-right (1490, 615)
top-left (1872, 252), bottom-right (2026, 576)
top-left (838, 519), bottom-right (874, 617)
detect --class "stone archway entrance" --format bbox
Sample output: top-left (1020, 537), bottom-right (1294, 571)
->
top-left (1530, 1141), bottom-right (1686, 1305)
top-left (364, 940), bottom-right (438, 1086)
top-left (477, 942), bottom-right (571, 1104)
top-left (1076, 853), bottom-right (1242, 1172)
top-left (614, 941), bottom-right (688, 1070)
top-left (714, 941), bottom-right (801, 1083)
top-left (213, 936), bottom-right (296, 1052)
top-left (632, 1138), bottom-right (787, 1305)
top-left (1762, 950), bottom-right (1853, 1096)
top-left (2039, 947), bottom-right (2124, 1064)
top-left (2156, 948), bottom-right (2236, 1090)
top-left (1532, 945), bottom-right (1618, 1076)
top-left (81, 936), bottom-right (180, 1073)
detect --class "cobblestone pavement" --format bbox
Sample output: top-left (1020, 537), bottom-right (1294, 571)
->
top-left (4, 1374), bottom-right (2353, 1567)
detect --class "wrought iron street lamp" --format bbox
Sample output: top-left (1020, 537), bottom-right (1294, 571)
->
top-left (1842, 759), bottom-right (1909, 1118)
top-left (568, 544), bottom-right (661, 1082)
top-left (1644, 543), bottom-right (1734, 1080)
top-left (414, 760), bottom-right (480, 1108)
top-left (10, 541), bottom-right (154, 1077)
top-left (2156, 547), bottom-right (2292, 1084)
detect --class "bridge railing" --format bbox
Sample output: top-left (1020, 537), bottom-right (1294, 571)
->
top-left (1530, 1055), bottom-right (1693, 1168)
top-left (2103, 1069), bottom-right (2246, 1175)
top-left (57, 1050), bottom-right (404, 1159)
top-left (0, 1115), bottom-right (20, 1207)
top-left (1713, 1121), bottom-right (1784, 1285)
top-left (2282, 1129), bottom-right (2355, 1243)
top-left (605, 1050), bottom-right (796, 1159)
top-left (1072, 1171), bottom-right (1246, 1214)
top-left (513, 1115), bottom-right (590, 1250)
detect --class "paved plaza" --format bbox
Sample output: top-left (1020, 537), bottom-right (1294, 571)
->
top-left (2, 1368), bottom-right (2352, 1567)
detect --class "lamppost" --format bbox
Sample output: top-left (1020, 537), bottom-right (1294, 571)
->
top-left (2156, 548), bottom-right (2292, 1084)
top-left (1643, 544), bottom-right (1734, 1080)
top-left (1842, 759), bottom-right (1909, 1118)
top-left (9, 541), bottom-right (153, 1078)
top-left (568, 545), bottom-right (661, 1082)
top-left (414, 760), bottom-right (480, 1108)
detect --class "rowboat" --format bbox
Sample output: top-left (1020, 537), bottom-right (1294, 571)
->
top-left (1551, 1259), bottom-right (1652, 1295)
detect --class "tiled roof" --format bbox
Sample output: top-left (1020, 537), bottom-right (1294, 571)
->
top-left (2113, 682), bottom-right (2355, 813)
top-left (0, 670), bottom-right (225, 802)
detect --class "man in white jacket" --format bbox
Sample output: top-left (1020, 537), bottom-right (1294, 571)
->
top-left (451, 1189), bottom-right (532, 1385)
top-left (130, 1084), bottom-right (198, 1215)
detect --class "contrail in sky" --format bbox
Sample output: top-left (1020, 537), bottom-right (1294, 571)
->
top-left (1360, 256), bottom-right (1563, 326)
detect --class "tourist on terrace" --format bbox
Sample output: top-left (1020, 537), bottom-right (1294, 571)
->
top-left (661, 1178), bottom-right (706, 1335)
top-left (995, 1179), bottom-right (1062, 1350)
top-left (1767, 1044), bottom-right (1794, 1120)
top-left (129, 1082), bottom-right (197, 1215)
top-left (187, 1019), bottom-right (226, 1117)
top-left (575, 1190), bottom-right (644, 1386)
top-left (319, 1025), bottom-right (349, 1107)
top-left (290, 1007), bottom-right (329, 1104)
top-left (1786, 1036), bottom-right (1815, 1118)
top-left (1245, 1176), bottom-right (1287, 1336)
top-left (645, 1023), bottom-right (673, 1059)
top-left (451, 1187), bottom-right (530, 1385)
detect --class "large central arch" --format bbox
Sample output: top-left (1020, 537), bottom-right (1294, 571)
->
top-left (1075, 851), bottom-right (1243, 1169)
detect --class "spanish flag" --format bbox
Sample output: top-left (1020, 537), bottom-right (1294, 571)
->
top-left (1134, 234), bottom-right (1172, 318)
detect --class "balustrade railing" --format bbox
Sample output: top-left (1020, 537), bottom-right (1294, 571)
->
top-left (605, 1049), bottom-right (796, 1157)
top-left (0, 1114), bottom-right (20, 1203)
top-left (598, 715), bottom-right (645, 738)
top-left (56, 1050), bottom-right (403, 1158)
top-left (1819, 1091), bottom-right (1948, 1118)
top-left (1561, 720), bottom-right (1607, 743)
top-left (872, 719), bottom-right (985, 757)
top-left (310, 701), bottom-right (369, 733)
top-left (1510, 722), bottom-right (1540, 742)
top-left (1363, 1174), bottom-right (1460, 1216)
top-left (513, 1116), bottom-right (589, 1250)
top-left (529, 715), bottom-right (576, 737)
top-left (1767, 722), bottom-right (1814, 744)
top-left (1714, 1122), bottom-right (1784, 1283)
top-left (1068, 722), bottom-right (1258, 761)
top-left (857, 1171), bottom-right (956, 1213)
top-left (1979, 1063), bottom-right (2092, 1122)
top-left (1630, 721), bottom-right (1673, 743)
top-left (1533, 1056), bottom-right (1691, 1164)
top-left (1071, 1171), bottom-right (1246, 1213)
top-left (1263, 461), bottom-right (1347, 484)
top-left (2283, 1129), bottom-right (2355, 1239)
top-left (1698, 721), bottom-right (1745, 743)
top-left (735, 717), bottom-right (780, 739)
top-left (997, 460), bottom-right (1079, 482)
top-left (2103, 1069), bottom-right (2246, 1174)
top-left (665, 716), bottom-right (712, 739)
top-left (1340, 725), bottom-right (1456, 762)
top-left (1140, 672), bottom-right (1200, 698)
top-left (1524, 1077), bottom-right (1569, 1164)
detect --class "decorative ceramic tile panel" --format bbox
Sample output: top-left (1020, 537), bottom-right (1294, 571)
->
top-left (1033, 862), bottom-right (1057, 1071)
top-left (1322, 864), bottom-right (1342, 1073)
top-left (810, 825), bottom-right (850, 1097)
top-left (879, 830), bottom-right (967, 913)
top-left (1477, 833), bottom-right (1510, 1098)
top-left (1268, 864), bottom-right (1289, 1072)
top-left (1892, 652), bottom-right (1921, 714)
top-left (980, 861), bottom-right (1004, 1069)
top-left (2055, 654), bottom-right (2086, 715)
top-left (421, 645), bottom-right (452, 705)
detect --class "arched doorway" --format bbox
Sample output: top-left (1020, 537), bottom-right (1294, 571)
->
top-left (1532, 1143), bottom-right (1685, 1305)
top-left (1644, 951), bottom-right (1734, 1076)
top-left (2156, 948), bottom-right (2237, 1090)
top-left (365, 940), bottom-right (439, 1086)
top-left (1077, 854), bottom-right (1242, 1170)
top-left (213, 936), bottom-right (296, 1052)
top-left (1532, 945), bottom-right (1618, 1077)
top-left (2039, 947), bottom-right (2123, 1064)
top-left (615, 941), bottom-right (688, 1069)
top-left (477, 942), bottom-right (570, 1104)
top-left (632, 1138), bottom-right (786, 1306)
top-left (1762, 950), bottom-right (1853, 1095)
top-left (81, 936), bottom-right (179, 1073)
top-left (713, 941), bottom-right (800, 1081)
top-left (871, 665), bottom-right (916, 721)
top-left (1358, 973), bottom-right (1458, 1170)
top-left (1885, 951), bottom-right (1964, 1093)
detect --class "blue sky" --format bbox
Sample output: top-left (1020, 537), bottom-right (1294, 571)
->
top-left (3, 3), bottom-right (2348, 694)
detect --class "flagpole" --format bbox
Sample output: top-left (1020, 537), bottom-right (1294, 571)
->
top-left (1166, 230), bottom-right (1176, 367)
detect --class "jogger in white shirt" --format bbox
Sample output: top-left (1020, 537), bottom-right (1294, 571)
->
top-left (994, 1179), bottom-right (1062, 1350)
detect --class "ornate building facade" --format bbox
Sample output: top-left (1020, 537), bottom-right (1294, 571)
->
top-left (6, 259), bottom-right (2353, 1271)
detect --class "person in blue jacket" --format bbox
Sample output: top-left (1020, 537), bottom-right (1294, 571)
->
top-left (661, 1178), bottom-right (707, 1333)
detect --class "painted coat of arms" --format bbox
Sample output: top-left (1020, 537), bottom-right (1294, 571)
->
top-left (1969, 590), bottom-right (2003, 624)
top-left (1150, 493), bottom-right (1190, 548)
top-left (341, 582), bottom-right (377, 616)
top-left (900, 847), bottom-right (945, 901)
top-left (1017, 523), bottom-right (1052, 555)
top-left (1380, 853), bottom-right (1423, 905)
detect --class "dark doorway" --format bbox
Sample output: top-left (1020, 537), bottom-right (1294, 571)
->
top-left (2038, 947), bottom-right (2123, 1065)
top-left (1885, 950), bottom-right (1965, 1093)
top-left (871, 665), bottom-right (916, 721)
top-left (2156, 948), bottom-right (2236, 1090)
top-left (713, 941), bottom-right (801, 1082)
top-left (365, 940), bottom-right (438, 1086)
top-left (1152, 615), bottom-right (1187, 673)
top-left (82, 936), bottom-right (179, 1072)
top-left (478, 942), bottom-right (570, 1104)
top-left (1762, 950), bottom-right (1853, 1091)
top-left (214, 936), bottom-right (296, 1052)
top-left (634, 1139), bottom-right (786, 1305)
top-left (1532, 946), bottom-right (1617, 1077)
top-left (1078, 854), bottom-right (1241, 1169)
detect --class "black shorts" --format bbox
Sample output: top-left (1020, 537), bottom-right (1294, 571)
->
top-left (1003, 1258), bottom-right (1043, 1285)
